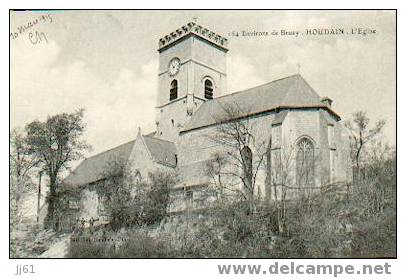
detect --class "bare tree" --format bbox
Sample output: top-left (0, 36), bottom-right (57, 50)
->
top-left (270, 140), bottom-right (321, 235)
top-left (10, 128), bottom-right (39, 225)
top-left (269, 146), bottom-right (295, 235)
top-left (355, 141), bottom-right (396, 215)
top-left (206, 102), bottom-right (267, 214)
top-left (344, 111), bottom-right (385, 183)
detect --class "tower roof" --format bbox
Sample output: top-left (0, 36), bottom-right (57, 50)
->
top-left (158, 22), bottom-right (228, 52)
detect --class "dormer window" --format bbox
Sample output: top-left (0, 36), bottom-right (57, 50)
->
top-left (204, 79), bottom-right (213, 99)
top-left (170, 80), bottom-right (178, 101)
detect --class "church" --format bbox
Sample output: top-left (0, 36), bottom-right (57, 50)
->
top-left (61, 22), bottom-right (352, 227)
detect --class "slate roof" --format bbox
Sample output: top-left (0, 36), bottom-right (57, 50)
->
top-left (182, 74), bottom-right (339, 132)
top-left (143, 135), bottom-right (177, 167)
top-left (63, 140), bottom-right (136, 186)
top-left (63, 135), bottom-right (176, 186)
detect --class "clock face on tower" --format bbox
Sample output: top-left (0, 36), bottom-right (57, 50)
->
top-left (168, 58), bottom-right (180, 76)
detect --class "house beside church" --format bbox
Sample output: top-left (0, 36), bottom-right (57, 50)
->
top-left (59, 22), bottom-right (352, 230)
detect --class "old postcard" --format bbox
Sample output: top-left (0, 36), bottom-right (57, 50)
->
top-left (10, 10), bottom-right (396, 264)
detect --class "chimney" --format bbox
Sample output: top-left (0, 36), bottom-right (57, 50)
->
top-left (321, 97), bottom-right (333, 108)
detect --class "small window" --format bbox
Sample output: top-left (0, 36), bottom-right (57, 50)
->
top-left (170, 80), bottom-right (178, 101)
top-left (171, 119), bottom-right (175, 126)
top-left (204, 79), bottom-right (214, 99)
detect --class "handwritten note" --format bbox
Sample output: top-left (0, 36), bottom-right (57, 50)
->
top-left (10, 13), bottom-right (53, 44)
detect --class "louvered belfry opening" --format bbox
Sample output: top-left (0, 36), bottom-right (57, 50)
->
top-left (204, 79), bottom-right (213, 99)
top-left (170, 80), bottom-right (178, 101)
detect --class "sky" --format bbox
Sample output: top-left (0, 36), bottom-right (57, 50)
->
top-left (10, 10), bottom-right (396, 162)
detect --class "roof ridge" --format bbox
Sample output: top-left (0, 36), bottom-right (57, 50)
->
top-left (185, 74), bottom-right (301, 129)
top-left (210, 73), bottom-right (300, 102)
top-left (84, 139), bottom-right (136, 161)
top-left (144, 130), bottom-right (157, 137)
top-left (143, 134), bottom-right (174, 144)
top-left (281, 74), bottom-right (320, 104)
top-left (281, 73), bottom-right (301, 104)
top-left (300, 75), bottom-right (320, 98)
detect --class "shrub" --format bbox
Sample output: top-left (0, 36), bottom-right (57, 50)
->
top-left (67, 240), bottom-right (108, 258)
top-left (99, 163), bottom-right (175, 230)
top-left (113, 231), bottom-right (177, 258)
top-left (350, 209), bottom-right (396, 258)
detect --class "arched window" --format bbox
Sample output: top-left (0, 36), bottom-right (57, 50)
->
top-left (204, 79), bottom-right (214, 99)
top-left (241, 146), bottom-right (253, 190)
top-left (170, 80), bottom-right (178, 101)
top-left (296, 138), bottom-right (315, 187)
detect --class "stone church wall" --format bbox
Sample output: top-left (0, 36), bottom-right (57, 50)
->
top-left (282, 109), bottom-right (324, 187)
top-left (177, 113), bottom-right (275, 200)
top-left (192, 37), bottom-right (227, 73)
top-left (129, 137), bottom-right (174, 180)
top-left (79, 189), bottom-right (99, 220)
top-left (321, 110), bottom-right (352, 184)
top-left (156, 98), bottom-right (194, 142)
top-left (279, 109), bottom-right (352, 189)
top-left (192, 63), bottom-right (226, 100)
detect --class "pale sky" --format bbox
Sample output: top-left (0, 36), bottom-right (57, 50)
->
top-left (10, 10), bottom-right (396, 161)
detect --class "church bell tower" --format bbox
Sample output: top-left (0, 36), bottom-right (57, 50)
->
top-left (155, 22), bottom-right (228, 142)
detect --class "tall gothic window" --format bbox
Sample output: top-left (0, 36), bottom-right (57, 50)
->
top-left (296, 138), bottom-right (315, 187)
top-left (204, 79), bottom-right (214, 99)
top-left (170, 80), bottom-right (178, 101)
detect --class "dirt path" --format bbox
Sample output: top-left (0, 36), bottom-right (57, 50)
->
top-left (39, 234), bottom-right (70, 258)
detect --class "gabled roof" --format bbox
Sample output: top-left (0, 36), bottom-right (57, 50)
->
top-left (63, 140), bottom-right (136, 186)
top-left (182, 74), bottom-right (339, 132)
top-left (143, 135), bottom-right (177, 167)
top-left (63, 135), bottom-right (177, 186)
